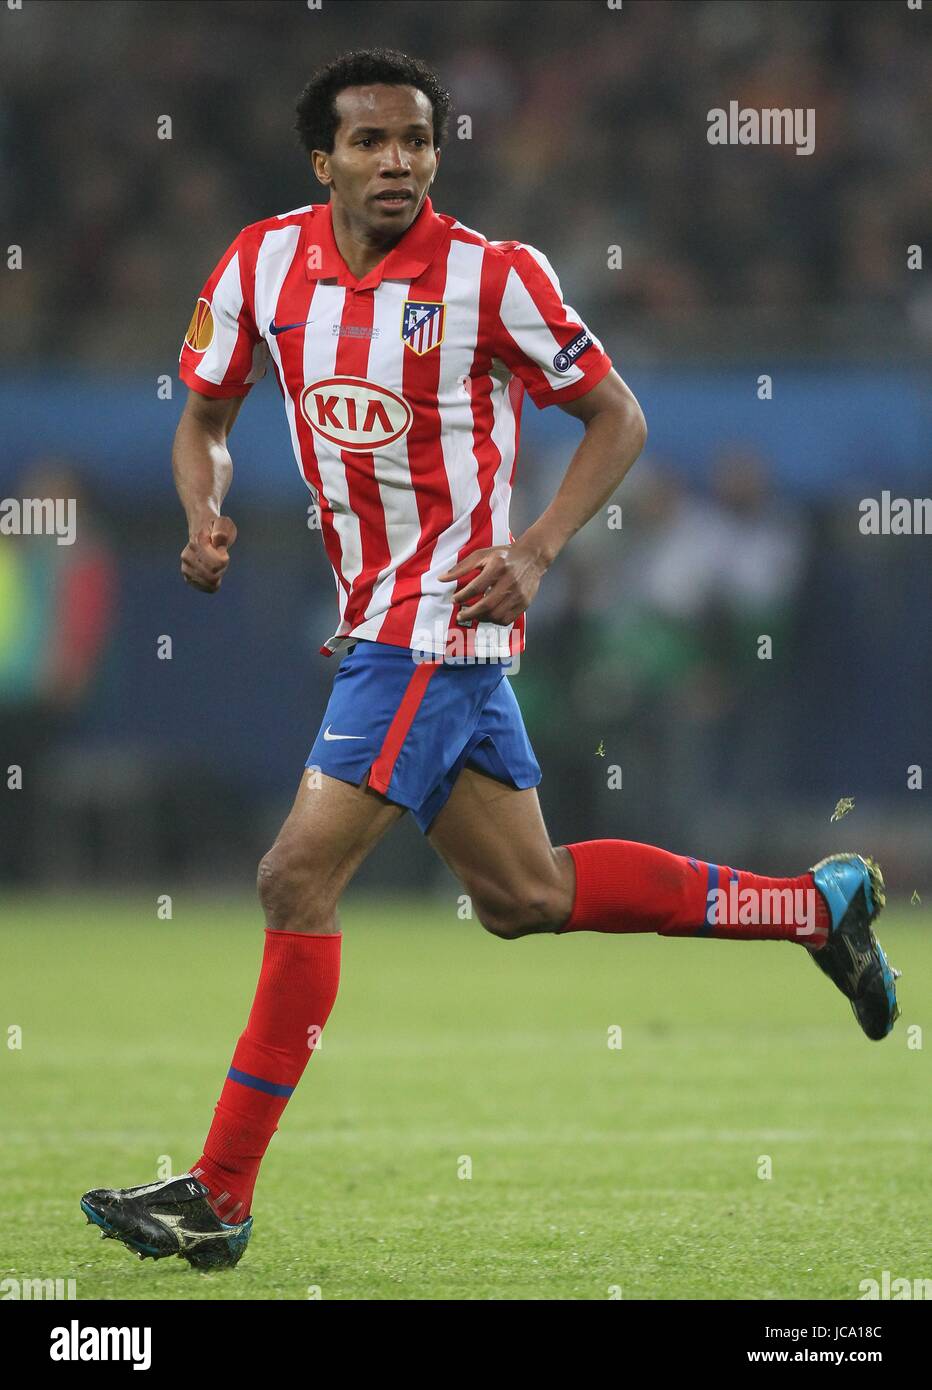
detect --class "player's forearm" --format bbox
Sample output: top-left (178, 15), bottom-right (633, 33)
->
top-left (518, 399), bottom-right (647, 566)
top-left (172, 409), bottom-right (235, 534)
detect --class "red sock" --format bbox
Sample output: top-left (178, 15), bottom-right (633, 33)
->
top-left (561, 840), bottom-right (829, 946)
top-left (191, 929), bottom-right (341, 1222)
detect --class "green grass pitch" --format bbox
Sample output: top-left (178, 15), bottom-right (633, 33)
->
top-left (2, 894), bottom-right (928, 1301)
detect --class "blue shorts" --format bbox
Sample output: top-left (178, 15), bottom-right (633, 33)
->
top-left (306, 640), bottom-right (541, 833)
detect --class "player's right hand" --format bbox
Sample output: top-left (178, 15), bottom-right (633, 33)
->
top-left (180, 515), bottom-right (238, 593)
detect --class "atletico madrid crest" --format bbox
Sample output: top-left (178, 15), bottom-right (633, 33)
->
top-left (401, 300), bottom-right (445, 355)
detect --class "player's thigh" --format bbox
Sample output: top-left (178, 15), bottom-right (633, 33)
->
top-left (427, 766), bottom-right (573, 930)
top-left (260, 769), bottom-right (405, 906)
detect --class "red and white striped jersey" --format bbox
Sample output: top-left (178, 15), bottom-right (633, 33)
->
top-left (179, 197), bottom-right (612, 658)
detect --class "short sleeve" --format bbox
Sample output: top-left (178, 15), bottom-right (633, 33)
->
top-left (178, 230), bottom-right (269, 398)
top-left (494, 245), bottom-right (613, 408)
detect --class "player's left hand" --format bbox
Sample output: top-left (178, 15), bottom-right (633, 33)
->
top-left (439, 543), bottom-right (547, 625)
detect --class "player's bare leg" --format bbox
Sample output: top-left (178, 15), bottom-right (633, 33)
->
top-left (428, 767), bottom-right (574, 937)
top-left (81, 770), bottom-right (404, 1267)
top-left (429, 767), bottom-right (900, 1040)
top-left (256, 766), bottom-right (406, 934)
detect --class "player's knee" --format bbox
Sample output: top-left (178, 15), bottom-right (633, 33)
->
top-left (256, 849), bottom-right (297, 922)
top-left (257, 846), bottom-right (330, 930)
top-left (474, 885), bottom-right (563, 941)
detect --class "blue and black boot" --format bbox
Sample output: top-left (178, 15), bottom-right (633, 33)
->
top-left (81, 1174), bottom-right (252, 1269)
top-left (808, 853), bottom-right (900, 1041)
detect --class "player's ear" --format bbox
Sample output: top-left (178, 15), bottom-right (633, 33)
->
top-left (311, 150), bottom-right (331, 188)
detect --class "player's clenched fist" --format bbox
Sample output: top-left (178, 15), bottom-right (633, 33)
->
top-left (180, 515), bottom-right (238, 593)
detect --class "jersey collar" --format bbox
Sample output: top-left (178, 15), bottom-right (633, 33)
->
top-left (305, 196), bottom-right (449, 291)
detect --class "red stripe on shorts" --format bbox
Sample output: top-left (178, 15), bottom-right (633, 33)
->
top-left (368, 659), bottom-right (441, 795)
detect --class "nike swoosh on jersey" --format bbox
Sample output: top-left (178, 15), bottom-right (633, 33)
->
top-left (269, 318), bottom-right (314, 336)
top-left (322, 725), bottom-right (366, 741)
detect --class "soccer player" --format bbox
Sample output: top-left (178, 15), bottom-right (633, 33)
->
top-left (81, 49), bottom-right (900, 1270)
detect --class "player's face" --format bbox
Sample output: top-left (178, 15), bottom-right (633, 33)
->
top-left (316, 84), bottom-right (440, 237)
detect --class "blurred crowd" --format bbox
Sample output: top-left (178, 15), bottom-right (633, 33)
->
top-left (0, 464), bottom-right (117, 881)
top-left (3, 0), bottom-right (931, 367)
top-left (511, 445), bottom-right (810, 847)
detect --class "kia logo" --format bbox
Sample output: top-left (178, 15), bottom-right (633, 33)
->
top-left (299, 376), bottom-right (413, 452)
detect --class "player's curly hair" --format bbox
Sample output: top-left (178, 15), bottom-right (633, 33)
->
top-left (295, 48), bottom-right (451, 154)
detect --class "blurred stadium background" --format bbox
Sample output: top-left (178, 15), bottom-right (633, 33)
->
top-left (2, 0), bottom-right (930, 899)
